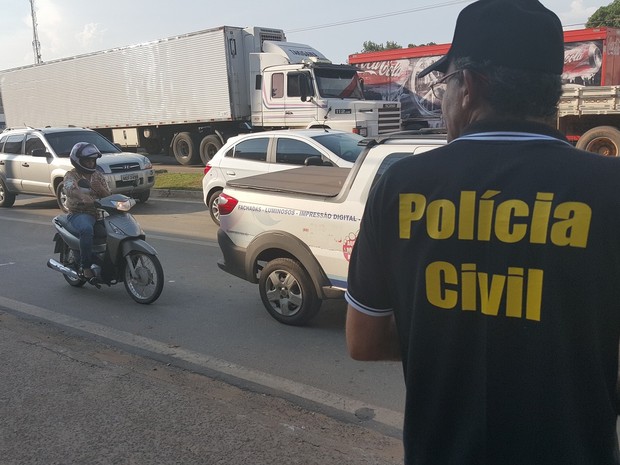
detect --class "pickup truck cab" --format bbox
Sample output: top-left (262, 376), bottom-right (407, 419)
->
top-left (217, 131), bottom-right (446, 325)
top-left (0, 127), bottom-right (155, 210)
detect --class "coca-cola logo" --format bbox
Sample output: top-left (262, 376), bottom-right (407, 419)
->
top-left (359, 60), bottom-right (407, 77)
top-left (565, 45), bottom-right (588, 64)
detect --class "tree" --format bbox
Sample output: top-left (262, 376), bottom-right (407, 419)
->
top-left (361, 40), bottom-right (402, 53)
top-left (407, 42), bottom-right (437, 48)
top-left (586, 0), bottom-right (620, 28)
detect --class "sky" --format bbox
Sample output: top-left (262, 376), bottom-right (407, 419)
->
top-left (0, 0), bottom-right (611, 70)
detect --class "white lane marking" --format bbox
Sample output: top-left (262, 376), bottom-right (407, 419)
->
top-left (0, 295), bottom-right (403, 431)
top-left (0, 262), bottom-right (16, 266)
top-left (0, 216), bottom-right (217, 247)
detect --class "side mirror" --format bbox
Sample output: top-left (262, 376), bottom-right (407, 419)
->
top-left (304, 156), bottom-right (324, 166)
top-left (31, 148), bottom-right (49, 157)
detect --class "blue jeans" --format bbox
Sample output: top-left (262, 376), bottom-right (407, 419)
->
top-left (68, 213), bottom-right (96, 268)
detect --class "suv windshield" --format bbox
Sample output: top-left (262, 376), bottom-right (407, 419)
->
top-left (314, 69), bottom-right (364, 99)
top-left (311, 132), bottom-right (364, 162)
top-left (45, 131), bottom-right (121, 157)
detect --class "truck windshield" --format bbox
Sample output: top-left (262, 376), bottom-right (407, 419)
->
top-left (314, 69), bottom-right (364, 99)
top-left (45, 131), bottom-right (122, 157)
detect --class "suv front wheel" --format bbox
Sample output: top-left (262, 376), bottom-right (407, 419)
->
top-left (56, 182), bottom-right (69, 212)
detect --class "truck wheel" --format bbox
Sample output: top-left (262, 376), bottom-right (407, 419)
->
top-left (0, 178), bottom-right (16, 207)
top-left (207, 188), bottom-right (223, 225)
top-left (576, 126), bottom-right (620, 156)
top-left (172, 132), bottom-right (200, 165)
top-left (143, 138), bottom-right (162, 155)
top-left (199, 135), bottom-right (223, 165)
top-left (259, 258), bottom-right (321, 326)
top-left (56, 182), bottom-right (69, 212)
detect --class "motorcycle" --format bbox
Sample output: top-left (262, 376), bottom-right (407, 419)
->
top-left (47, 194), bottom-right (164, 304)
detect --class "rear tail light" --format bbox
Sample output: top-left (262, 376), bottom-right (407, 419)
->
top-left (352, 127), bottom-right (368, 137)
top-left (203, 164), bottom-right (213, 175)
top-left (217, 193), bottom-right (238, 216)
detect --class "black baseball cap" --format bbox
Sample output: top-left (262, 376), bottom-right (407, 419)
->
top-left (418, 0), bottom-right (564, 78)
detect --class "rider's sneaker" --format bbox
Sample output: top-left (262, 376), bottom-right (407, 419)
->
top-left (81, 267), bottom-right (95, 280)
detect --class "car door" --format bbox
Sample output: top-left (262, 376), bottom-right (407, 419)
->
top-left (271, 137), bottom-right (327, 173)
top-left (218, 137), bottom-right (271, 184)
top-left (0, 133), bottom-right (25, 191)
top-left (19, 134), bottom-right (54, 194)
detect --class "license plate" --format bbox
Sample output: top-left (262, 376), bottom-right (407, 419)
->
top-left (121, 173), bottom-right (139, 181)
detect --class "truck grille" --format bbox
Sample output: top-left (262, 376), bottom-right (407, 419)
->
top-left (109, 162), bottom-right (141, 173)
top-left (378, 107), bottom-right (402, 134)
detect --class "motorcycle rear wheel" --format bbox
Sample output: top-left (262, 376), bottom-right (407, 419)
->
top-left (60, 244), bottom-right (86, 287)
top-left (123, 252), bottom-right (164, 304)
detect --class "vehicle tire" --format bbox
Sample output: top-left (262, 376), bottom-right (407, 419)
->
top-left (60, 243), bottom-right (86, 287)
top-left (199, 135), bottom-right (223, 165)
top-left (207, 188), bottom-right (223, 225)
top-left (123, 252), bottom-right (164, 304)
top-left (134, 190), bottom-right (150, 203)
top-left (576, 126), bottom-right (620, 156)
top-left (0, 178), bottom-right (16, 207)
top-left (172, 132), bottom-right (200, 165)
top-left (56, 182), bottom-right (69, 212)
top-left (259, 258), bottom-right (321, 326)
top-left (143, 138), bottom-right (162, 155)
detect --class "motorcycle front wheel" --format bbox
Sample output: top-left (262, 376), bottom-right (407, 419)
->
top-left (123, 252), bottom-right (164, 304)
top-left (60, 243), bottom-right (86, 287)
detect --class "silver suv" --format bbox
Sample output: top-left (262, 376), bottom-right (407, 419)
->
top-left (0, 127), bottom-right (155, 210)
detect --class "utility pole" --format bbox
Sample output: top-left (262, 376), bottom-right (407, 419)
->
top-left (29, 0), bottom-right (42, 64)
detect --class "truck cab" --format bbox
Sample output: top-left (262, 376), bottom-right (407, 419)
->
top-left (250, 41), bottom-right (401, 137)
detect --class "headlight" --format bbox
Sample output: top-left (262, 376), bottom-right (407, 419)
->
top-left (115, 198), bottom-right (136, 211)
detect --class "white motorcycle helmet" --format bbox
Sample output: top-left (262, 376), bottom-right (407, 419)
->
top-left (70, 142), bottom-right (102, 174)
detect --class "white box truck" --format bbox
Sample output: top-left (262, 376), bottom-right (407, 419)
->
top-left (0, 26), bottom-right (401, 165)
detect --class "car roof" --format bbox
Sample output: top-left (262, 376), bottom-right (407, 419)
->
top-left (227, 129), bottom-right (358, 142)
top-left (1, 126), bottom-right (94, 135)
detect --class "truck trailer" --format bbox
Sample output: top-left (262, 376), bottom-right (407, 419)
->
top-left (0, 26), bottom-right (401, 165)
top-left (349, 27), bottom-right (620, 155)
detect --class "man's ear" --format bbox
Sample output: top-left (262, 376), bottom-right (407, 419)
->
top-left (461, 69), bottom-right (485, 110)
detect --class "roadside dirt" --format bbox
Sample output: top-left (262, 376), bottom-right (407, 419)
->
top-left (0, 310), bottom-right (404, 464)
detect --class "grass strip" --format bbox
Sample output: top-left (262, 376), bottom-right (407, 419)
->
top-left (154, 171), bottom-right (203, 191)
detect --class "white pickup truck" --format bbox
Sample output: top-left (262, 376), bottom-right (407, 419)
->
top-left (217, 132), bottom-right (446, 325)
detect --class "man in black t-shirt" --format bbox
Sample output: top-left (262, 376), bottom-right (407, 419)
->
top-left (345, 1), bottom-right (620, 464)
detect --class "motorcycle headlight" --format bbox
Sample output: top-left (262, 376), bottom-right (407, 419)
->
top-left (115, 198), bottom-right (136, 211)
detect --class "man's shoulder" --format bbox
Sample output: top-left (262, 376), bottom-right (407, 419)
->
top-left (64, 169), bottom-right (78, 178)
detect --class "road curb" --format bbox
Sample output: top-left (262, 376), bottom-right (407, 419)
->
top-left (151, 189), bottom-right (203, 201)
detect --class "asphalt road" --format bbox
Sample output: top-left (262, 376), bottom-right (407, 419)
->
top-left (0, 191), bottom-right (407, 464)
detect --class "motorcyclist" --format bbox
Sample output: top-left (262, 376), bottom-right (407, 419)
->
top-left (64, 142), bottom-right (111, 279)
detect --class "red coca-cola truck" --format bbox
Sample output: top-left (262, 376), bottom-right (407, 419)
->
top-left (349, 27), bottom-right (620, 155)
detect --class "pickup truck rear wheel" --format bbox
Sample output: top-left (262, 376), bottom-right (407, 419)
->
top-left (259, 258), bottom-right (321, 326)
top-left (0, 178), bottom-right (16, 207)
top-left (56, 182), bottom-right (69, 212)
top-left (208, 188), bottom-right (223, 225)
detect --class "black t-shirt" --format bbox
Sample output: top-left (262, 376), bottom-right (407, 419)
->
top-left (346, 121), bottom-right (620, 465)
